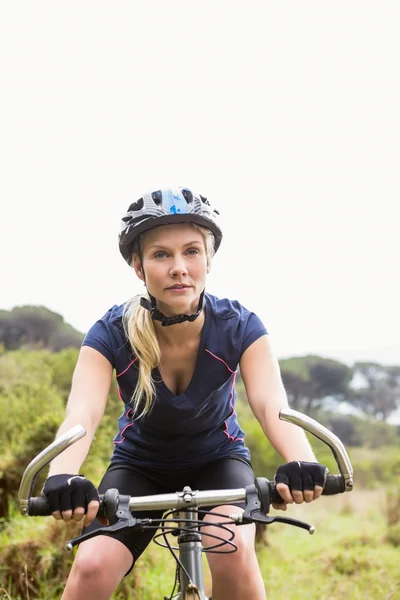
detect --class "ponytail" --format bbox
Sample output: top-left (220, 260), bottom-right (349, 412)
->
top-left (122, 295), bottom-right (161, 419)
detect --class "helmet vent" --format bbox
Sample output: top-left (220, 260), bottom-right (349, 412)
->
top-left (181, 189), bottom-right (193, 204)
top-left (151, 190), bottom-right (163, 205)
top-left (200, 195), bottom-right (210, 206)
top-left (128, 197), bottom-right (144, 212)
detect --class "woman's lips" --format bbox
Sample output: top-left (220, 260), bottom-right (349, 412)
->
top-left (166, 284), bottom-right (191, 291)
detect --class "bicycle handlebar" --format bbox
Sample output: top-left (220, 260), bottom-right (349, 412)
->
top-left (27, 472), bottom-right (348, 517)
top-left (19, 408), bottom-right (353, 519)
top-left (279, 408), bottom-right (353, 490)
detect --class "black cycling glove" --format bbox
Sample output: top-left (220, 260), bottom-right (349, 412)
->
top-left (275, 461), bottom-right (328, 492)
top-left (43, 474), bottom-right (99, 513)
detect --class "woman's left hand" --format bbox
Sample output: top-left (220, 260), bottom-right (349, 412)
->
top-left (273, 461), bottom-right (328, 511)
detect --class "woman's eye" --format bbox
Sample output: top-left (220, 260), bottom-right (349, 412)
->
top-left (153, 248), bottom-right (200, 258)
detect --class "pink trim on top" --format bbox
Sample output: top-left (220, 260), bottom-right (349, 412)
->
top-left (113, 408), bottom-right (134, 445)
top-left (205, 349), bottom-right (236, 373)
top-left (116, 358), bottom-right (138, 378)
top-left (117, 386), bottom-right (123, 401)
top-left (205, 349), bottom-right (243, 443)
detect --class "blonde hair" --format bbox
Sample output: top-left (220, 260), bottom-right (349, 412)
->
top-left (122, 224), bottom-right (215, 419)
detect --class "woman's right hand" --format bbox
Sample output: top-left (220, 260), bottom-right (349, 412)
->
top-left (43, 474), bottom-right (100, 526)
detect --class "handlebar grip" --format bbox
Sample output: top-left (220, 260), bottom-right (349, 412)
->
top-left (270, 482), bottom-right (285, 506)
top-left (28, 495), bottom-right (52, 516)
top-left (322, 474), bottom-right (346, 495)
top-left (270, 474), bottom-right (346, 506)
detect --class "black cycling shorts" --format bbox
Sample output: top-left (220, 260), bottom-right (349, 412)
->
top-left (83, 455), bottom-right (254, 571)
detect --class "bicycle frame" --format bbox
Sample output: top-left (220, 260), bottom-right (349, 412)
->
top-left (175, 507), bottom-right (207, 600)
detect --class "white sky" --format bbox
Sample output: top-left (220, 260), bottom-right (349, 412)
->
top-left (0, 2), bottom-right (399, 365)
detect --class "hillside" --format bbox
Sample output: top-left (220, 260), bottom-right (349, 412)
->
top-left (0, 305), bottom-right (84, 351)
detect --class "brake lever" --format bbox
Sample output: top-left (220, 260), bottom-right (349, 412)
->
top-left (65, 491), bottom-right (148, 551)
top-left (238, 482), bottom-right (314, 534)
top-left (241, 510), bottom-right (314, 534)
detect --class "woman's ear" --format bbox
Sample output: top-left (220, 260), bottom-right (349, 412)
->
top-left (132, 255), bottom-right (145, 281)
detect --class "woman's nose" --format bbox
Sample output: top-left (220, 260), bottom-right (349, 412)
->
top-left (169, 256), bottom-right (188, 277)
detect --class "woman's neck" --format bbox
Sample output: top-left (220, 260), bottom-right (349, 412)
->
top-left (154, 310), bottom-right (205, 347)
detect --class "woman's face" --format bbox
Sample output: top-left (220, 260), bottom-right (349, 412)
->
top-left (134, 223), bottom-right (210, 316)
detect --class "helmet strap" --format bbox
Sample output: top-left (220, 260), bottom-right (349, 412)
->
top-left (140, 291), bottom-right (206, 326)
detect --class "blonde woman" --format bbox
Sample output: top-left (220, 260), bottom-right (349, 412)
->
top-left (43, 188), bottom-right (327, 600)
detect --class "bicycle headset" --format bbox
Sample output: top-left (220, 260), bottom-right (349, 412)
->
top-left (118, 187), bottom-right (223, 327)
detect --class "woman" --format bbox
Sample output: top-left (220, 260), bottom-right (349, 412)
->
top-left (43, 187), bottom-right (327, 600)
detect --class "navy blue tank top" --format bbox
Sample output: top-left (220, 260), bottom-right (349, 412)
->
top-left (82, 293), bottom-right (267, 469)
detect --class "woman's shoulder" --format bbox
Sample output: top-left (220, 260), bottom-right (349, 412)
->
top-left (205, 293), bottom-right (267, 356)
top-left (85, 301), bottom-right (130, 341)
top-left (205, 292), bottom-right (254, 321)
top-left (100, 303), bottom-right (126, 326)
top-left (84, 303), bottom-right (124, 334)
top-left (82, 301), bottom-right (133, 367)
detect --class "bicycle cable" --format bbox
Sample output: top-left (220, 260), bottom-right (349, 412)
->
top-left (166, 564), bottom-right (179, 600)
top-left (153, 510), bottom-right (238, 553)
top-left (145, 508), bottom-right (237, 599)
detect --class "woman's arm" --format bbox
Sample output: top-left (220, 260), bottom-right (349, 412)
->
top-left (48, 345), bottom-right (113, 476)
top-left (44, 346), bottom-right (113, 524)
top-left (239, 335), bottom-right (324, 509)
top-left (239, 335), bottom-right (316, 462)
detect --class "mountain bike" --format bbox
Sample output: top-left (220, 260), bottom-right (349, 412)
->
top-left (18, 408), bottom-right (354, 599)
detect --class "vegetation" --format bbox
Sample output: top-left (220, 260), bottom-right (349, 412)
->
top-left (0, 305), bottom-right (399, 598)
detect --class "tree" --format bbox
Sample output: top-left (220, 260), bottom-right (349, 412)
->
top-left (279, 355), bottom-right (352, 416)
top-left (350, 362), bottom-right (400, 421)
top-left (0, 305), bottom-right (83, 351)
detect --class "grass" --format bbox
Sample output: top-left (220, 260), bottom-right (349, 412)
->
top-left (1, 489), bottom-right (399, 599)
top-left (124, 489), bottom-right (400, 600)
top-left (255, 490), bottom-right (400, 600)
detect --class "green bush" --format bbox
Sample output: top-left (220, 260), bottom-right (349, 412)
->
top-left (48, 347), bottom-right (79, 401)
top-left (349, 447), bottom-right (400, 488)
top-left (353, 417), bottom-right (399, 448)
top-left (386, 522), bottom-right (400, 547)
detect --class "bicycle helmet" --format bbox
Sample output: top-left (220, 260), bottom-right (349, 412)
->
top-left (119, 187), bottom-right (222, 326)
top-left (119, 187), bottom-right (222, 265)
